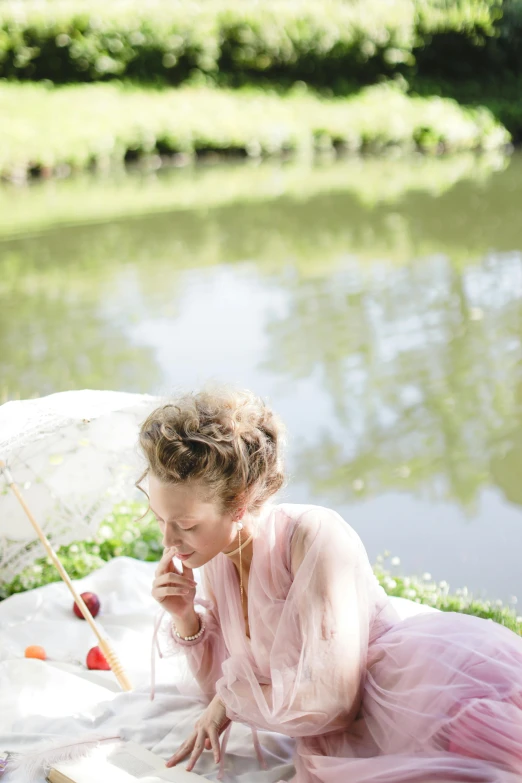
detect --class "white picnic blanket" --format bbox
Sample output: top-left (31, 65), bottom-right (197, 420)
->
top-left (0, 557), bottom-right (436, 782)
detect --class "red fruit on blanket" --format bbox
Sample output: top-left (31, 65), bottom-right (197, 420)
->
top-left (73, 591), bottom-right (100, 619)
top-left (86, 645), bottom-right (110, 670)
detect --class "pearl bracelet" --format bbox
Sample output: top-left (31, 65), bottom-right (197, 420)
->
top-left (172, 615), bottom-right (205, 642)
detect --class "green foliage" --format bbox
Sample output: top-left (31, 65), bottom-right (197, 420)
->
top-left (2, 501), bottom-right (519, 637)
top-left (0, 0), bottom-right (415, 86)
top-left (0, 501), bottom-right (161, 599)
top-left (0, 0), bottom-right (414, 86)
top-left (410, 74), bottom-right (522, 140)
top-left (374, 555), bottom-right (522, 635)
top-left (0, 0), bottom-right (508, 88)
top-left (0, 81), bottom-right (509, 179)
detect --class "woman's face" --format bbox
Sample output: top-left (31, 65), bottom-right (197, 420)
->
top-left (148, 473), bottom-right (238, 568)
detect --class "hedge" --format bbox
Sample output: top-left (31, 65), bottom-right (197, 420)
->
top-left (0, 81), bottom-right (510, 179)
top-left (0, 0), bottom-right (416, 86)
top-left (0, 0), bottom-right (510, 88)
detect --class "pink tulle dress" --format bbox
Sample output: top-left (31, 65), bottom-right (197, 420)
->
top-left (159, 503), bottom-right (522, 782)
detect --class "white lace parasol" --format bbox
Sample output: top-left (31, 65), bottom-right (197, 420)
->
top-left (0, 389), bottom-right (161, 584)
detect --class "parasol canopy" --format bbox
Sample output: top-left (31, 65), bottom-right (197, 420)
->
top-left (0, 389), bottom-right (160, 585)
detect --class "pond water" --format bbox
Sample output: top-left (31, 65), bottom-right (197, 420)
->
top-left (1, 153), bottom-right (521, 603)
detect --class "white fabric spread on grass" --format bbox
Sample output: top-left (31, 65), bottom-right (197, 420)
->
top-left (0, 557), bottom-right (436, 782)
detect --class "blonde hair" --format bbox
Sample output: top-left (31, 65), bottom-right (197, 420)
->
top-left (137, 387), bottom-right (286, 514)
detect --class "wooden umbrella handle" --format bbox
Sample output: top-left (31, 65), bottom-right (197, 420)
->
top-left (0, 460), bottom-right (133, 692)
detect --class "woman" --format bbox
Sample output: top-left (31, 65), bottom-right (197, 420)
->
top-left (140, 388), bottom-right (522, 783)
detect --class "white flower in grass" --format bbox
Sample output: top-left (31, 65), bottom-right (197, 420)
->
top-left (510, 596), bottom-right (518, 605)
top-left (517, 616), bottom-right (522, 624)
top-left (69, 544), bottom-right (79, 553)
top-left (122, 530), bottom-right (134, 544)
top-left (438, 580), bottom-right (449, 590)
top-left (92, 545), bottom-right (100, 554)
top-left (99, 525), bottom-right (113, 540)
top-left (406, 589), bottom-right (417, 599)
top-left (403, 577), bottom-right (411, 588)
top-left (422, 572), bottom-right (432, 582)
top-left (385, 579), bottom-right (397, 590)
top-left (391, 556), bottom-right (400, 566)
top-left (32, 564), bottom-right (43, 574)
top-left (495, 599), bottom-right (503, 607)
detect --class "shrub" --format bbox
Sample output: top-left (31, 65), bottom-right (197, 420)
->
top-left (0, 501), bottom-right (162, 599)
top-left (0, 0), bottom-right (509, 89)
top-left (0, 0), bottom-right (415, 86)
top-left (0, 81), bottom-right (510, 179)
top-left (374, 553), bottom-right (521, 635)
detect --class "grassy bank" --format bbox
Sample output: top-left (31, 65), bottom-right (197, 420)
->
top-left (0, 81), bottom-right (509, 180)
top-left (1, 501), bottom-right (520, 636)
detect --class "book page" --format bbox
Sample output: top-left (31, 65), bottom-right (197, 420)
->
top-left (109, 742), bottom-right (201, 782)
top-left (51, 741), bottom-right (202, 783)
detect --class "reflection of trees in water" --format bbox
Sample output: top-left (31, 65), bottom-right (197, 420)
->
top-left (1, 151), bottom-right (522, 458)
top-left (0, 240), bottom-right (160, 401)
top-left (269, 254), bottom-right (522, 511)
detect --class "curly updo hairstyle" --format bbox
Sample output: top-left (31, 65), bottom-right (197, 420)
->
top-left (137, 387), bottom-right (286, 514)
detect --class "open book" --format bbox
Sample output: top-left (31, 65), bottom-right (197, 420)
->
top-left (46, 741), bottom-right (202, 783)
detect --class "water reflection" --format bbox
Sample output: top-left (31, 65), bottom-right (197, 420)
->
top-left (278, 254), bottom-right (522, 512)
top-left (1, 154), bottom-right (522, 599)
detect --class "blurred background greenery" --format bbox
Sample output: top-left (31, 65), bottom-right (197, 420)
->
top-left (1, 0), bottom-right (522, 628)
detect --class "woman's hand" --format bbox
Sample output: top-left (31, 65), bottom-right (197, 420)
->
top-left (152, 546), bottom-right (197, 621)
top-left (166, 694), bottom-right (231, 771)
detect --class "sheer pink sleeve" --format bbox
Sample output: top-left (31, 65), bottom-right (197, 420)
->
top-left (158, 569), bottom-right (229, 700)
top-left (216, 507), bottom-right (372, 736)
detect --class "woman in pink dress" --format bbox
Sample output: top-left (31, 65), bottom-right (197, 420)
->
top-left (141, 388), bottom-right (522, 783)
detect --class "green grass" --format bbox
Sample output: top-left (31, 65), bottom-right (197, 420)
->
top-left (0, 81), bottom-right (510, 180)
top-left (1, 500), bottom-right (519, 637)
top-left (374, 555), bottom-right (521, 636)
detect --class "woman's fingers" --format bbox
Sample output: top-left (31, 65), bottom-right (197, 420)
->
top-left (207, 726), bottom-right (221, 764)
top-left (185, 731), bottom-right (206, 772)
top-left (165, 733), bottom-right (196, 767)
top-left (151, 585), bottom-right (193, 602)
top-left (152, 568), bottom-right (197, 602)
top-left (154, 572), bottom-right (197, 589)
top-left (155, 547), bottom-right (179, 578)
